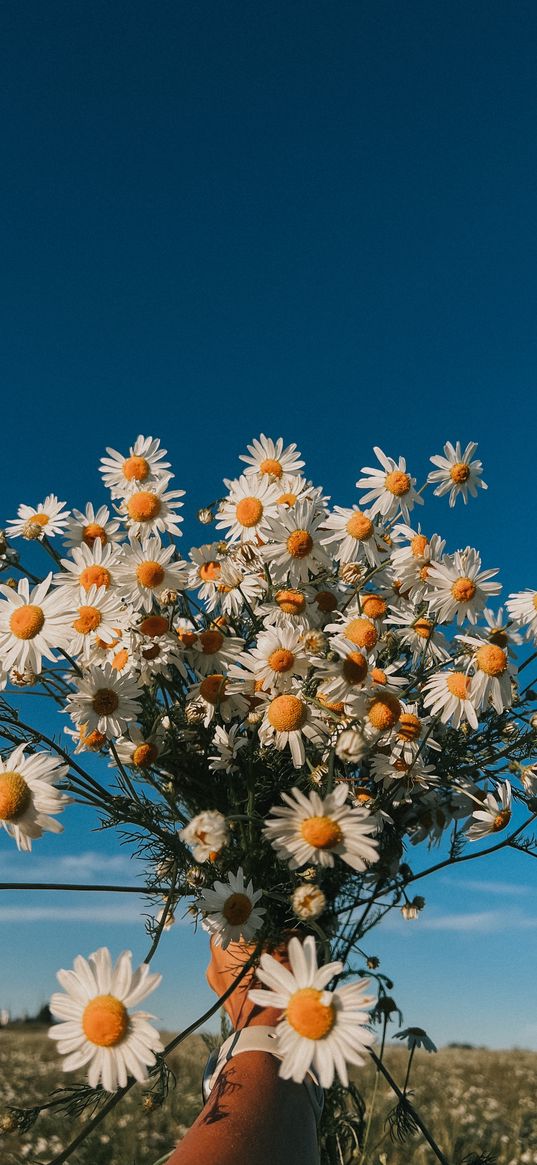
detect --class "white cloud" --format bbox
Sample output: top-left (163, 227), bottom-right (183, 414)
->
top-left (0, 902), bottom-right (154, 923)
top-left (0, 849), bottom-right (141, 883)
top-left (439, 876), bottom-right (533, 897)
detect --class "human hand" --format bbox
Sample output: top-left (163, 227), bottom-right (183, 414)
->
top-left (205, 936), bottom-right (293, 1030)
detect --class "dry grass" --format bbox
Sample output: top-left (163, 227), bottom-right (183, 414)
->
top-left (0, 1029), bottom-right (534, 1164)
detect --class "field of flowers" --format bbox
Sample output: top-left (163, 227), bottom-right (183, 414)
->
top-left (0, 1028), bottom-right (534, 1165)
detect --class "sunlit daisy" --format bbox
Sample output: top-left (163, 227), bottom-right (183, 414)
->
top-left (258, 586), bottom-right (314, 632)
top-left (239, 434), bottom-right (305, 480)
top-left (274, 474), bottom-right (324, 510)
top-left (63, 503), bottom-right (123, 550)
top-left (356, 447), bottom-right (423, 522)
top-left (133, 629), bottom-right (187, 684)
top-left (116, 537), bottom-right (188, 612)
top-left (204, 559), bottom-right (267, 618)
top-left (48, 947), bottom-right (163, 1091)
top-left (427, 548), bottom-right (501, 626)
top-left (422, 670), bottom-right (478, 729)
top-left (291, 883), bottom-right (327, 921)
top-left (188, 543), bottom-right (224, 601)
top-left (258, 693), bottom-right (326, 768)
top-left (119, 480), bottom-right (185, 539)
top-left (261, 501), bottom-right (331, 585)
top-left (428, 441), bottom-right (487, 507)
top-left (389, 524), bottom-right (446, 603)
top-left (321, 505), bottom-right (388, 567)
top-left (208, 724), bottom-right (248, 774)
top-left (198, 867), bottom-right (266, 948)
top-left (478, 607), bottom-right (523, 652)
top-left (55, 540), bottom-right (123, 596)
top-left (187, 627), bottom-right (244, 677)
top-left (7, 495), bottom-right (70, 540)
top-left (370, 752), bottom-right (438, 794)
top-left (239, 627), bottom-right (310, 693)
top-left (248, 934), bottom-right (376, 1087)
top-left (186, 673), bottom-right (249, 726)
top-left (179, 809), bottom-right (230, 861)
top-left (67, 586), bottom-right (129, 658)
top-left (99, 435), bottom-right (172, 498)
top-left (216, 474), bottom-right (280, 543)
top-left (457, 635), bottom-right (515, 714)
top-left (264, 783), bottom-right (379, 871)
top-left (324, 609), bottom-right (379, 655)
top-left (466, 782), bottom-right (512, 841)
top-left (385, 601), bottom-right (450, 665)
top-left (111, 726), bottom-right (165, 772)
top-left (386, 701), bottom-right (441, 761)
top-left (505, 590), bottom-right (537, 643)
top-left (315, 638), bottom-right (372, 705)
top-left (66, 663), bottom-right (142, 738)
top-left (0, 744), bottom-right (70, 852)
top-left (0, 574), bottom-right (72, 673)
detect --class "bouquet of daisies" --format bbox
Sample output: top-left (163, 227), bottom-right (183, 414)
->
top-left (1, 433), bottom-right (536, 1162)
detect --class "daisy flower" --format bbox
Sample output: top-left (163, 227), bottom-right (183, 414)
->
top-left (263, 783), bottom-right (379, 871)
top-left (239, 434), bottom-right (305, 480)
top-left (204, 559), bottom-right (267, 619)
top-left (315, 639), bottom-right (372, 705)
top-left (479, 606), bottom-right (523, 652)
top-left (385, 602), bottom-right (450, 665)
top-left (273, 474), bottom-right (324, 510)
top-left (261, 501), bottom-right (331, 585)
top-left (216, 475), bottom-right (280, 543)
top-left (48, 947), bottom-right (163, 1092)
top-left (466, 782), bottom-right (512, 841)
top-left (505, 590), bottom-right (537, 643)
top-left (179, 810), bottom-right (230, 861)
top-left (66, 663), bottom-right (142, 738)
top-left (422, 670), bottom-right (478, 729)
top-left (321, 506), bottom-right (388, 567)
top-left (67, 586), bottom-right (129, 659)
top-left (0, 744), bottom-right (70, 852)
top-left (238, 626), bottom-right (310, 693)
top-left (119, 480), bottom-right (185, 539)
top-left (370, 752), bottom-right (438, 794)
top-left (208, 724), bottom-right (248, 773)
top-left (325, 610), bottom-right (379, 654)
top-left (188, 543), bottom-right (224, 601)
top-left (386, 702), bottom-right (441, 761)
top-left (116, 537), bottom-right (188, 612)
top-left (134, 630), bottom-right (187, 684)
top-left (457, 635), bottom-right (516, 714)
top-left (248, 934), bottom-right (376, 1087)
top-left (291, 884), bottom-right (327, 921)
top-left (257, 587), bottom-right (313, 632)
top-left (0, 574), bottom-right (72, 674)
top-left (7, 495), bottom-right (70, 540)
top-left (428, 440), bottom-right (487, 507)
top-left (55, 540), bottom-right (123, 596)
top-left (356, 447), bottom-right (423, 522)
top-left (389, 525), bottom-right (446, 602)
top-left (63, 503), bottom-right (123, 550)
top-left (198, 867), bottom-right (266, 948)
top-left (186, 673), bottom-right (249, 726)
top-left (187, 627), bottom-right (244, 677)
top-left (258, 693), bottom-right (326, 768)
top-left (394, 1027), bottom-right (437, 1053)
top-left (427, 548), bottom-right (501, 626)
top-left (111, 727), bottom-right (165, 772)
top-left (99, 435), bottom-right (172, 498)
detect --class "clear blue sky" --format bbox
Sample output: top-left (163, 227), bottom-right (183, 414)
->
top-left (1, 0), bottom-right (537, 1048)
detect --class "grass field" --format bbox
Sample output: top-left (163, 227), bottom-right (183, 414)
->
top-left (0, 1028), bottom-right (533, 1164)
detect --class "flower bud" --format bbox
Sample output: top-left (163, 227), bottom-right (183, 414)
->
top-left (336, 728), bottom-right (367, 764)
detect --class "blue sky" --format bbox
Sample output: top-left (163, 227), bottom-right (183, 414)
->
top-left (1, 0), bottom-right (537, 1047)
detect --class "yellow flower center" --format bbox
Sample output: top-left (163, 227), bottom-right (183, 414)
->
top-left (268, 648), bottom-right (296, 673)
top-left (123, 455), bottom-right (150, 482)
top-left (318, 694), bottom-right (345, 715)
top-left (268, 694), bottom-right (307, 732)
top-left (371, 667), bottom-right (387, 685)
top-left (199, 561), bottom-right (221, 582)
top-left (73, 606), bottom-right (102, 635)
top-left (315, 590), bottom-right (338, 613)
top-left (28, 512), bottom-right (50, 527)
top-left (9, 604), bottom-right (45, 640)
top-left (367, 693), bottom-right (401, 730)
top-left (361, 594), bottom-right (386, 619)
top-left (286, 988), bottom-right (336, 1040)
top-left (78, 724), bottom-right (106, 751)
top-left (112, 648), bottom-right (129, 672)
top-left (346, 512), bottom-right (374, 541)
top-left (451, 577), bottom-right (477, 603)
top-left (411, 534), bottom-right (428, 557)
top-left (177, 627), bottom-right (197, 648)
top-left (275, 589), bottom-right (306, 614)
top-left (136, 561), bottom-right (165, 589)
top-left (475, 644), bottom-right (507, 677)
top-left (492, 809), bottom-right (511, 832)
top-left (127, 492), bottom-right (161, 522)
top-left (0, 771), bottom-right (31, 821)
top-left (419, 564), bottom-right (430, 581)
top-left (82, 994), bottom-right (129, 1047)
top-left (301, 815), bottom-right (343, 849)
top-left (140, 615), bottom-right (168, 637)
top-left (342, 651), bottom-right (369, 685)
top-left (222, 892), bottom-right (253, 925)
top-left (92, 688), bottom-right (120, 716)
top-left (393, 757), bottom-right (410, 773)
top-left (132, 742), bottom-right (159, 768)
top-left (235, 497), bottom-right (263, 528)
top-left (385, 470), bottom-right (411, 497)
top-left (446, 672), bottom-right (471, 700)
top-left (142, 643), bottom-right (161, 661)
top-left (82, 523), bottom-right (108, 548)
top-left (414, 618), bottom-right (433, 639)
top-left (287, 530), bottom-right (313, 559)
top-left (198, 629), bottom-right (225, 655)
top-left (79, 565), bottom-right (111, 592)
top-left (450, 462), bottom-right (470, 484)
top-left (345, 618), bottom-right (378, 650)
top-left (397, 713), bottom-right (421, 741)
top-left (200, 674), bottom-right (226, 704)
top-left (259, 457), bottom-right (283, 478)
top-left (278, 492), bottom-right (297, 506)
top-left (533, 595), bottom-right (537, 612)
